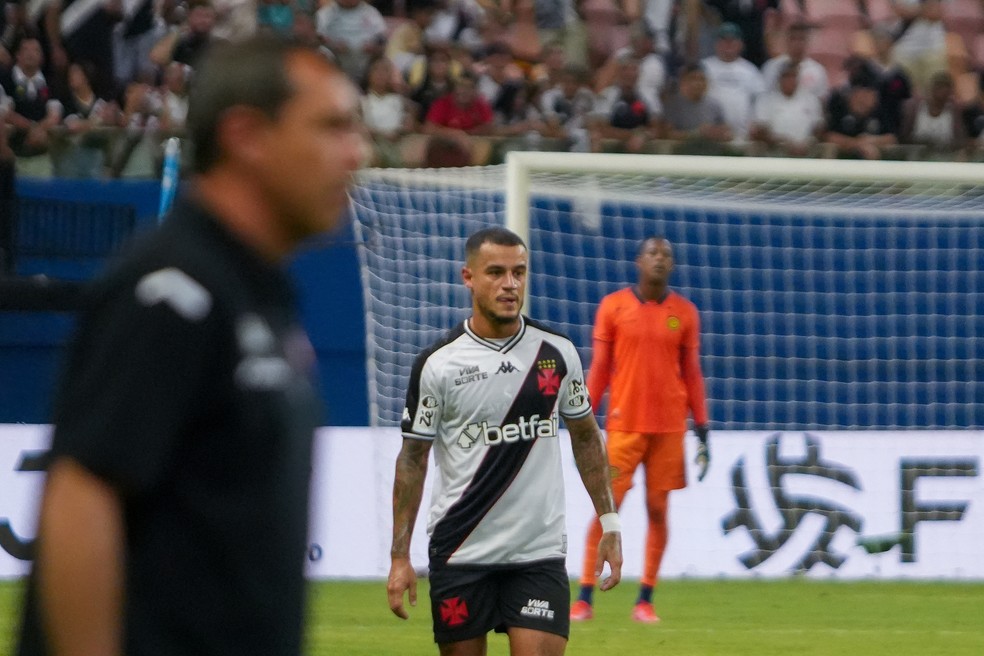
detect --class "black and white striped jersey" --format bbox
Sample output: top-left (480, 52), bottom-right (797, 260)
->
top-left (401, 316), bottom-right (592, 566)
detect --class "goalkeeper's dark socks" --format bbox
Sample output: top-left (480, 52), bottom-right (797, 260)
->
top-left (636, 585), bottom-right (654, 605)
top-left (577, 585), bottom-right (595, 605)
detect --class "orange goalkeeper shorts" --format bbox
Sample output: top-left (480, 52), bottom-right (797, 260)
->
top-left (605, 430), bottom-right (687, 493)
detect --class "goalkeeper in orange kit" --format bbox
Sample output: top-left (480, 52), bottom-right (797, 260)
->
top-left (571, 236), bottom-right (709, 624)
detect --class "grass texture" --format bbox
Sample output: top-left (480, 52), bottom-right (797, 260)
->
top-left (2, 578), bottom-right (982, 655)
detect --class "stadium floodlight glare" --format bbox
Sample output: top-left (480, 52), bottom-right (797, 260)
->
top-left (351, 154), bottom-right (984, 430)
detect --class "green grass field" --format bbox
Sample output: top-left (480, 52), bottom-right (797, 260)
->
top-left (3, 578), bottom-right (982, 654)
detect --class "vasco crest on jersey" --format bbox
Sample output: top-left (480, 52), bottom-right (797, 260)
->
top-left (536, 359), bottom-right (560, 396)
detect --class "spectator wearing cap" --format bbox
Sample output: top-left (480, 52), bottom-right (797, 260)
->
top-left (823, 66), bottom-right (897, 159)
top-left (703, 0), bottom-right (780, 68)
top-left (761, 21), bottom-right (828, 102)
top-left (900, 70), bottom-right (965, 154)
top-left (658, 62), bottom-right (732, 144)
top-left (590, 56), bottom-right (662, 153)
top-left (701, 21), bottom-right (765, 141)
top-left (750, 62), bottom-right (824, 157)
top-left (593, 21), bottom-right (667, 117)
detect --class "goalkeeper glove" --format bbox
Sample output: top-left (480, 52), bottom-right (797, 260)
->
top-left (694, 425), bottom-right (710, 482)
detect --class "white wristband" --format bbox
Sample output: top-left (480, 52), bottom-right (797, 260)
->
top-left (599, 512), bottom-right (621, 533)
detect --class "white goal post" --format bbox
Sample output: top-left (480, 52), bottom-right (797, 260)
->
top-left (351, 153), bottom-right (984, 430)
top-left (505, 152), bottom-right (984, 239)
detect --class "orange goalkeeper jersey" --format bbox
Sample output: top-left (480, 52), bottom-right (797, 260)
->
top-left (589, 287), bottom-right (708, 433)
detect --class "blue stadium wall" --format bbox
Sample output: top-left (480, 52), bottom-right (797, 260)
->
top-left (0, 178), bottom-right (370, 425)
top-left (3, 179), bottom-right (982, 428)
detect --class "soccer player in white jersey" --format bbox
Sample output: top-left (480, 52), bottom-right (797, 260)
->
top-left (387, 227), bottom-right (623, 656)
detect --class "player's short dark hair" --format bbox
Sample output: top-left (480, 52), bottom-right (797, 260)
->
top-left (187, 36), bottom-right (335, 173)
top-left (465, 227), bottom-right (526, 260)
top-left (638, 235), bottom-right (672, 256)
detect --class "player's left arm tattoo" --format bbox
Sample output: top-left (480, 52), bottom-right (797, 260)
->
top-left (567, 414), bottom-right (617, 517)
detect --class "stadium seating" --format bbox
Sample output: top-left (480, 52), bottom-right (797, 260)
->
top-left (804, 0), bottom-right (866, 31)
top-left (863, 0), bottom-right (896, 24)
top-left (943, 0), bottom-right (984, 55)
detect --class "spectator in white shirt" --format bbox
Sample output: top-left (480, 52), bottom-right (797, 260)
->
top-left (361, 56), bottom-right (416, 166)
top-left (315, 0), bottom-right (387, 84)
top-left (761, 21), bottom-right (828, 101)
top-left (640, 0), bottom-right (674, 56)
top-left (750, 62), bottom-right (823, 156)
top-left (701, 22), bottom-right (765, 141)
top-left (900, 69), bottom-right (965, 153)
top-left (889, 0), bottom-right (947, 94)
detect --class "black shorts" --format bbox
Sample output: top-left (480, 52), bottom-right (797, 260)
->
top-left (428, 558), bottom-right (571, 644)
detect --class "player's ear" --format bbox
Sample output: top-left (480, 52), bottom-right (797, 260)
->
top-left (462, 265), bottom-right (474, 290)
top-left (215, 106), bottom-right (270, 168)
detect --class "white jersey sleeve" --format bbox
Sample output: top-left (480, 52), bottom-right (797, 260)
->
top-left (557, 338), bottom-right (592, 420)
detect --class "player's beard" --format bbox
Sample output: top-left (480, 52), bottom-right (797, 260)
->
top-left (477, 297), bottom-right (522, 329)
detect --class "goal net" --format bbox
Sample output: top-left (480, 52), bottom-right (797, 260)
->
top-left (350, 153), bottom-right (984, 431)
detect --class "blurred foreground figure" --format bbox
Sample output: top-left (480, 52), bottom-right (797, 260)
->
top-left (16, 36), bottom-right (365, 656)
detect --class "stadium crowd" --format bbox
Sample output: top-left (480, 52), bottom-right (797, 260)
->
top-left (1, 0), bottom-right (984, 176)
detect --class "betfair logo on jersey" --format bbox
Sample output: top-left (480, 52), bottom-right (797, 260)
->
top-left (456, 415), bottom-right (559, 448)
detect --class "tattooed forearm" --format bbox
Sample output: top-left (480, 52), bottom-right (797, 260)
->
top-left (391, 438), bottom-right (432, 558)
top-left (567, 415), bottom-right (616, 517)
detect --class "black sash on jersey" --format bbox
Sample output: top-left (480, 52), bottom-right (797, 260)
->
top-left (429, 340), bottom-right (567, 566)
